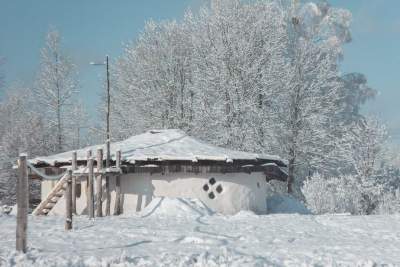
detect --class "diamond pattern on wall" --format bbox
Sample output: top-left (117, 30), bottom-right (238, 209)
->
top-left (202, 177), bottom-right (223, 199)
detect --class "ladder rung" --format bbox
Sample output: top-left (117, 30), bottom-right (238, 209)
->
top-left (32, 173), bottom-right (69, 216)
top-left (45, 202), bottom-right (56, 209)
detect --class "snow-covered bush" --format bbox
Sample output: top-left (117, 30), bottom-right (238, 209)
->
top-left (302, 172), bottom-right (400, 215)
top-left (376, 189), bottom-right (400, 215)
top-left (302, 173), bottom-right (364, 214)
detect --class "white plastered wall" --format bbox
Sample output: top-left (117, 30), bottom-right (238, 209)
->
top-left (43, 171), bottom-right (270, 215)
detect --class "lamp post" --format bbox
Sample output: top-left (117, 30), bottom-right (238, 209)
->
top-left (90, 55), bottom-right (111, 169)
top-left (90, 55), bottom-right (112, 215)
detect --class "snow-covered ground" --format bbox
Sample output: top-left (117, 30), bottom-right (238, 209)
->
top-left (1, 197), bottom-right (400, 266)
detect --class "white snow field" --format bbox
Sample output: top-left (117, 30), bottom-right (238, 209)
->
top-left (1, 197), bottom-right (400, 267)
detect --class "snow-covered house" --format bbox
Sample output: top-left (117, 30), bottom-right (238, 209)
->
top-left (29, 129), bottom-right (287, 215)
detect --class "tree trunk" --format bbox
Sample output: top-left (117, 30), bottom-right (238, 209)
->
top-left (287, 149), bottom-right (295, 194)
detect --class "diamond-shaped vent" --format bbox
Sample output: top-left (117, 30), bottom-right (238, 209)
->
top-left (209, 177), bottom-right (216, 185)
top-left (216, 185), bottom-right (223, 193)
top-left (203, 184), bottom-right (209, 191)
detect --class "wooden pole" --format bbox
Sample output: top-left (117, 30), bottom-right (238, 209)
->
top-left (96, 148), bottom-right (103, 217)
top-left (86, 150), bottom-right (92, 215)
top-left (105, 55), bottom-right (111, 170)
top-left (65, 170), bottom-right (73, 230)
top-left (105, 175), bottom-right (111, 216)
top-left (87, 156), bottom-right (95, 219)
top-left (71, 151), bottom-right (77, 214)
top-left (105, 55), bottom-right (111, 216)
top-left (16, 154), bottom-right (28, 253)
top-left (113, 150), bottom-right (121, 215)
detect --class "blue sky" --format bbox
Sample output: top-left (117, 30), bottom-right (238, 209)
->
top-left (0, 0), bottom-right (202, 109)
top-left (0, 0), bottom-right (399, 142)
top-left (332, 0), bottom-right (400, 143)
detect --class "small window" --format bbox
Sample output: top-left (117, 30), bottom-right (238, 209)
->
top-left (209, 177), bottom-right (216, 185)
top-left (257, 182), bottom-right (260, 188)
top-left (216, 185), bottom-right (223, 193)
top-left (203, 184), bottom-right (209, 192)
top-left (208, 192), bottom-right (215, 199)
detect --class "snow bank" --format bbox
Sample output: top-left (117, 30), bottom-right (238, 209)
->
top-left (231, 210), bottom-right (259, 219)
top-left (139, 197), bottom-right (214, 218)
top-left (1, 212), bottom-right (400, 266)
top-left (267, 194), bottom-right (311, 215)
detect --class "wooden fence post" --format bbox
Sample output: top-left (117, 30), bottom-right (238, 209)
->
top-left (86, 150), bottom-right (92, 214)
top-left (105, 140), bottom-right (111, 216)
top-left (71, 151), bottom-right (77, 214)
top-left (114, 150), bottom-right (122, 215)
top-left (105, 176), bottom-right (111, 216)
top-left (87, 156), bottom-right (95, 219)
top-left (16, 153), bottom-right (29, 253)
top-left (65, 170), bottom-right (73, 230)
top-left (96, 148), bottom-right (103, 217)
top-left (105, 176), bottom-right (111, 215)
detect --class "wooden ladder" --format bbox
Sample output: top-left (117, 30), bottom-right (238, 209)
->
top-left (32, 172), bottom-right (69, 216)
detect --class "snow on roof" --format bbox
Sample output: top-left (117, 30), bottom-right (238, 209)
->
top-left (30, 129), bottom-right (286, 167)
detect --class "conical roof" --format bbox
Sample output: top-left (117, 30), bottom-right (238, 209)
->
top-left (30, 129), bottom-right (286, 167)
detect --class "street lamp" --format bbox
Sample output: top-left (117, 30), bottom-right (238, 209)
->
top-left (90, 55), bottom-right (111, 169)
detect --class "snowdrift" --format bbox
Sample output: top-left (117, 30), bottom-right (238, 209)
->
top-left (1, 209), bottom-right (399, 266)
top-left (132, 196), bottom-right (310, 218)
top-left (267, 194), bottom-right (311, 215)
top-left (139, 197), bottom-right (214, 218)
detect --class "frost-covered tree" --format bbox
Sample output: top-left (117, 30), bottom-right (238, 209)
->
top-left (382, 144), bottom-right (400, 169)
top-left (34, 29), bottom-right (78, 153)
top-left (293, 1), bottom-right (352, 53)
top-left (346, 118), bottom-right (388, 213)
top-left (378, 145), bottom-right (400, 190)
top-left (377, 189), bottom-right (400, 214)
top-left (191, 0), bottom-right (288, 150)
top-left (303, 118), bottom-right (391, 215)
top-left (347, 117), bottom-right (387, 179)
top-left (68, 101), bottom-right (90, 149)
top-left (339, 73), bottom-right (376, 124)
top-left (0, 87), bottom-right (49, 205)
top-left (111, 0), bottom-right (293, 146)
top-left (0, 88), bottom-right (49, 158)
top-left (274, 1), bottom-right (352, 193)
top-left (111, 0), bottom-right (375, 195)
top-left (112, 19), bottom-right (195, 139)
